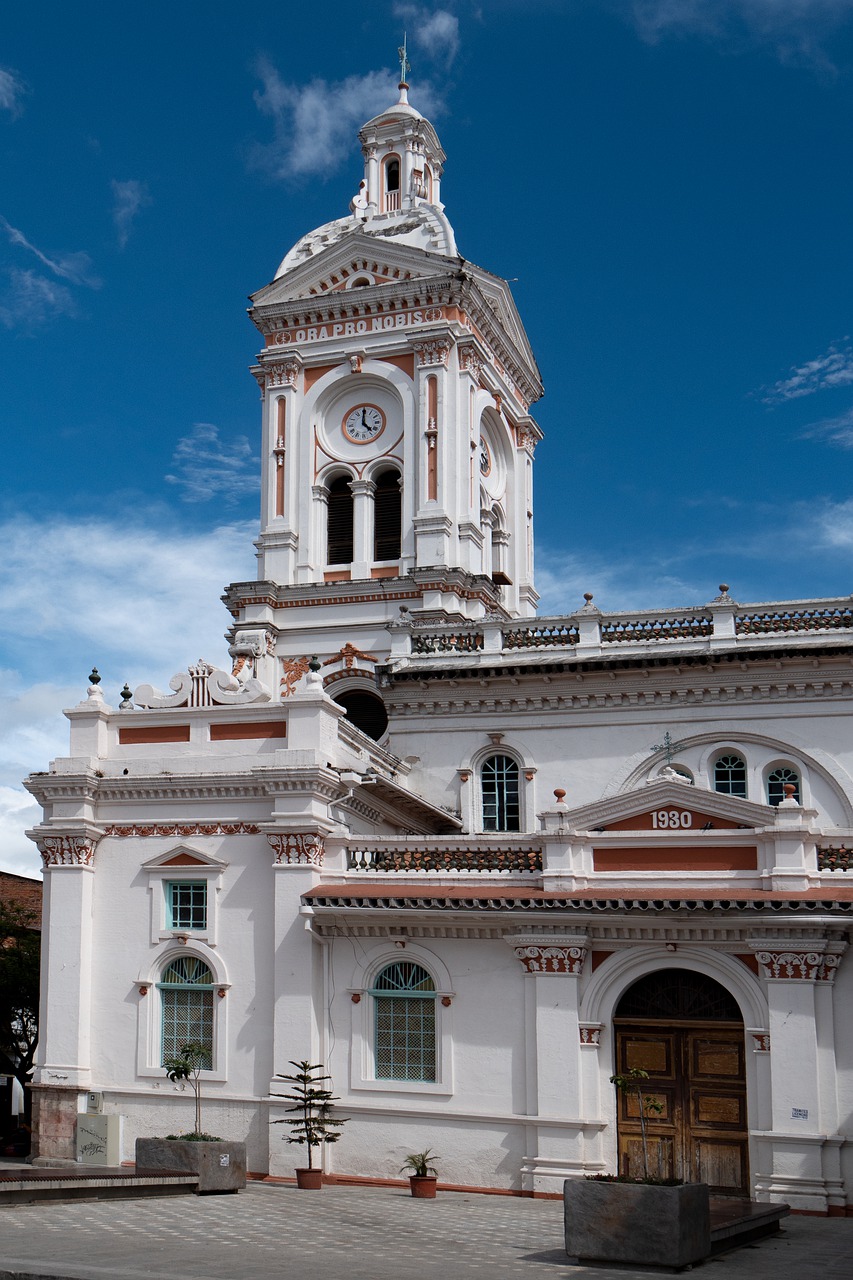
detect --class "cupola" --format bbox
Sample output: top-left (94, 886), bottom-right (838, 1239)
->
top-left (357, 63), bottom-right (446, 220)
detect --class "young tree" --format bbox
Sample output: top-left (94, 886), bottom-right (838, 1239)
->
top-left (0, 901), bottom-right (40, 1115)
top-left (163, 1042), bottom-right (209, 1136)
top-left (610, 1066), bottom-right (665, 1180)
top-left (272, 1061), bottom-right (348, 1169)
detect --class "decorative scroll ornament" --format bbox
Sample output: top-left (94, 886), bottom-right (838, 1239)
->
top-left (514, 945), bottom-right (587, 975)
top-left (412, 337), bottom-right (453, 367)
top-left (516, 424), bottom-right (539, 456)
top-left (754, 950), bottom-right (842, 982)
top-left (280, 657), bottom-right (311, 698)
top-left (322, 642), bottom-right (377, 671)
top-left (102, 822), bottom-right (260, 838)
top-left (267, 833), bottom-right (325, 866)
top-left (133, 659), bottom-right (271, 709)
top-left (39, 835), bottom-right (97, 867)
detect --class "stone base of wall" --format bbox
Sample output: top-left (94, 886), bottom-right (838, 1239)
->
top-left (31, 1085), bottom-right (80, 1161)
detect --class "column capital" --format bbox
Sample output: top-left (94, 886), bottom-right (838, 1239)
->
top-left (506, 933), bottom-right (590, 974)
top-left (33, 830), bottom-right (100, 869)
top-left (751, 944), bottom-right (845, 982)
top-left (267, 831), bottom-right (325, 866)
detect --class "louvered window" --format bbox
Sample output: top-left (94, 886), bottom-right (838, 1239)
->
top-left (327, 475), bottom-right (354, 565)
top-left (159, 956), bottom-right (213, 1067)
top-left (482, 754), bottom-right (520, 832)
top-left (713, 754), bottom-right (747, 798)
top-left (373, 469), bottom-right (401, 561)
top-left (371, 961), bottom-right (436, 1082)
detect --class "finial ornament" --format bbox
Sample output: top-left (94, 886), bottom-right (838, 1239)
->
top-left (398, 33), bottom-right (410, 86)
top-left (88, 667), bottom-right (101, 686)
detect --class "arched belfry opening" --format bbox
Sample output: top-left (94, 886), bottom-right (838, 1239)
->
top-left (333, 689), bottom-right (388, 741)
top-left (613, 968), bottom-right (748, 1194)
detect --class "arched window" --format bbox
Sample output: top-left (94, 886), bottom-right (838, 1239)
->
top-left (385, 157), bottom-right (401, 211)
top-left (327, 475), bottom-right (354, 565)
top-left (481, 754), bottom-right (520, 832)
top-left (333, 688), bottom-right (388, 740)
top-left (370, 960), bottom-right (436, 1081)
top-left (373, 468), bottom-right (401, 561)
top-left (713, 754), bottom-right (747, 798)
top-left (158, 956), bottom-right (214, 1068)
top-left (767, 767), bottom-right (800, 806)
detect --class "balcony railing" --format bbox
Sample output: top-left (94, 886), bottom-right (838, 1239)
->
top-left (386, 595), bottom-right (853, 665)
top-left (345, 840), bottom-right (543, 873)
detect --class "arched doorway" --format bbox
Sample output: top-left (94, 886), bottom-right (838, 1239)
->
top-left (613, 969), bottom-right (748, 1194)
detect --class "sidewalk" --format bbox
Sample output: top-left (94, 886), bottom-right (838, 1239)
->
top-left (0, 1180), bottom-right (852, 1280)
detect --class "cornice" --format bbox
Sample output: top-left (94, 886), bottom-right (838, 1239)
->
top-left (27, 766), bottom-right (345, 807)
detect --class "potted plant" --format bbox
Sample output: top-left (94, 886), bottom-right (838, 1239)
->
top-left (135, 1042), bottom-right (247, 1193)
top-left (564, 1068), bottom-right (710, 1269)
top-left (272, 1060), bottom-right (348, 1189)
top-left (401, 1149), bottom-right (440, 1198)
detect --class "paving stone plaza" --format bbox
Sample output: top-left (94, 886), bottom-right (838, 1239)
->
top-left (1, 1183), bottom-right (853, 1280)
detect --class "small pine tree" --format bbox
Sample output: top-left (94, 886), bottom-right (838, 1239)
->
top-left (272, 1060), bottom-right (348, 1169)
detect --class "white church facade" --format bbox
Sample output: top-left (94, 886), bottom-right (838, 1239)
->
top-left (26, 80), bottom-right (853, 1213)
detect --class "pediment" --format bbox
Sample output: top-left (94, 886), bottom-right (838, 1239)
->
top-left (142, 845), bottom-right (227, 871)
top-left (466, 265), bottom-right (540, 376)
top-left (561, 780), bottom-right (775, 835)
top-left (254, 224), bottom-right (458, 307)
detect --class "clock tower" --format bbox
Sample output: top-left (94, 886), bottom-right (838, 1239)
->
top-left (224, 75), bottom-right (544, 715)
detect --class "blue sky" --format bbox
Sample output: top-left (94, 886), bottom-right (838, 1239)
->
top-left (2, 0), bottom-right (853, 874)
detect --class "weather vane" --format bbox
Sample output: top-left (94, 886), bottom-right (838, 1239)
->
top-left (651, 731), bottom-right (685, 764)
top-left (398, 33), bottom-right (410, 84)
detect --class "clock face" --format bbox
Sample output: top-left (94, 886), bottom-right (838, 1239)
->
top-left (479, 436), bottom-right (492, 477)
top-left (343, 404), bottom-right (385, 444)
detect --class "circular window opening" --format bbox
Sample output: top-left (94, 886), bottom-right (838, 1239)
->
top-left (333, 690), bottom-right (388, 741)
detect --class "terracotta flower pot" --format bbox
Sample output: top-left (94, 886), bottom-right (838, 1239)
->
top-left (295, 1167), bottom-right (323, 1190)
top-left (409, 1175), bottom-right (438, 1198)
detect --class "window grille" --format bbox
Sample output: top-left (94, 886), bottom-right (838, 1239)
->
top-left (615, 969), bottom-right (742, 1022)
top-left (167, 881), bottom-right (207, 931)
top-left (159, 956), bottom-right (213, 1068)
top-left (327, 476), bottom-right (354, 564)
top-left (373, 469), bottom-right (401, 561)
top-left (371, 961), bottom-right (436, 1082)
top-left (767, 767), bottom-right (800, 806)
top-left (713, 754), bottom-right (747, 798)
top-left (481, 754), bottom-right (521, 831)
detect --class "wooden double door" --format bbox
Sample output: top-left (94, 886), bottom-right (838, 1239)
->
top-left (614, 1021), bottom-right (749, 1194)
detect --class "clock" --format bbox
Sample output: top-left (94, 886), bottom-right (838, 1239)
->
top-left (479, 436), bottom-right (492, 477)
top-left (343, 404), bottom-right (385, 443)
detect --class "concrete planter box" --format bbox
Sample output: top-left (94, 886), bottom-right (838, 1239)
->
top-left (135, 1138), bottom-right (247, 1194)
top-left (564, 1179), bottom-right (711, 1269)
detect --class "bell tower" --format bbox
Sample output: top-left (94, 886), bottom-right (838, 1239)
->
top-left (224, 73), bottom-right (544, 682)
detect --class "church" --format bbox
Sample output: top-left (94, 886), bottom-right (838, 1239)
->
top-left (26, 74), bottom-right (853, 1213)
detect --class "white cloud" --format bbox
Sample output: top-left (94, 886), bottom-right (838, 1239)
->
top-left (165, 423), bottom-right (260, 504)
top-left (627, 0), bottom-right (853, 68)
top-left (0, 66), bottom-right (26, 116)
top-left (395, 5), bottom-right (461, 67)
top-left (0, 513), bottom-right (256, 875)
top-left (535, 544), bottom-right (708, 615)
top-left (801, 405), bottom-right (853, 448)
top-left (0, 215), bottom-right (100, 287)
top-left (0, 267), bottom-right (77, 329)
top-left (251, 62), bottom-right (443, 182)
top-left (762, 341), bottom-right (853, 403)
top-left (814, 497), bottom-right (853, 548)
top-left (111, 179), bottom-right (151, 249)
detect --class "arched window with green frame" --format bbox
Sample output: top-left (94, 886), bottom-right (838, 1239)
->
top-left (158, 955), bottom-right (214, 1068)
top-left (370, 960), bottom-right (437, 1082)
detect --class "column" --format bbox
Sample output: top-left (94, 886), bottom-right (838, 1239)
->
top-left (507, 934), bottom-right (590, 1194)
top-left (751, 942), bottom-right (846, 1212)
top-left (30, 832), bottom-right (98, 1161)
top-left (350, 479), bottom-right (375, 580)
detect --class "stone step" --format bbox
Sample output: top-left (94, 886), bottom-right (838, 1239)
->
top-left (0, 1165), bottom-right (198, 1205)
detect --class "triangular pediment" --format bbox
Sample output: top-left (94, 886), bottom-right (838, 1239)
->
top-left (142, 845), bottom-right (227, 871)
top-left (252, 232), bottom-right (456, 308)
top-left (560, 780), bottom-right (775, 835)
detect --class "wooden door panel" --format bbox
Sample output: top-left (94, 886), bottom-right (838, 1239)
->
top-left (692, 1138), bottom-right (748, 1191)
top-left (615, 1022), bottom-right (749, 1195)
